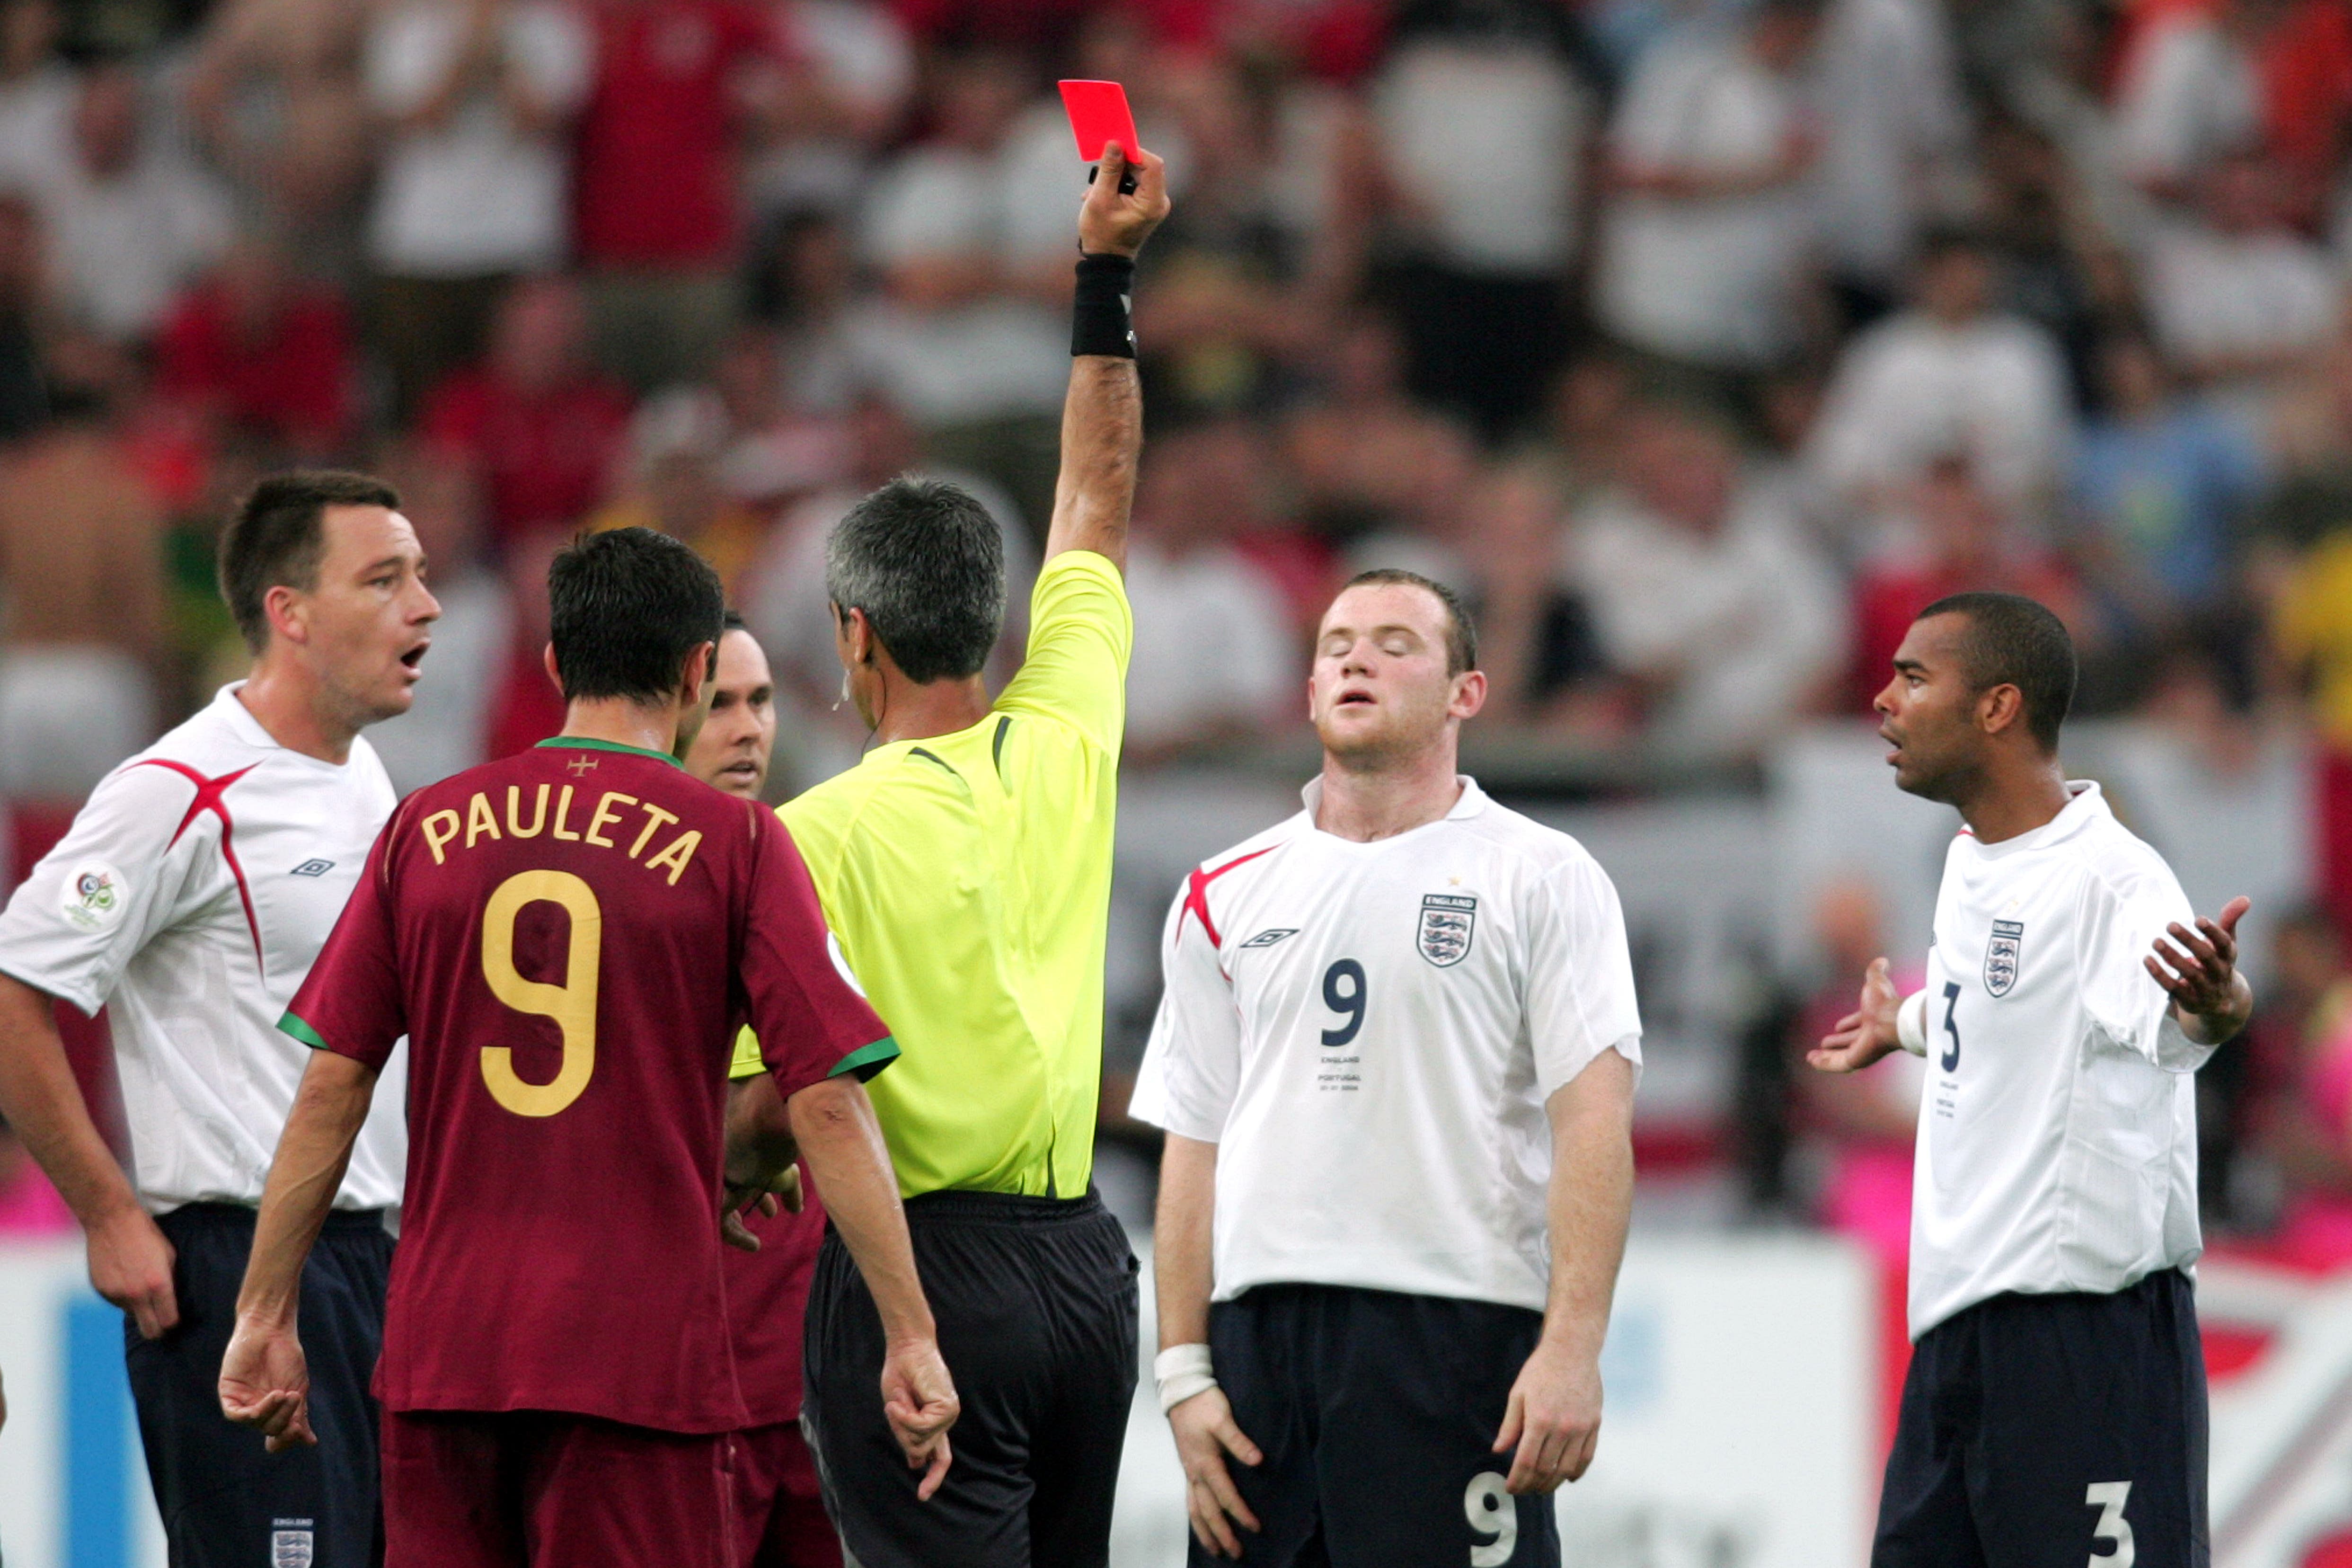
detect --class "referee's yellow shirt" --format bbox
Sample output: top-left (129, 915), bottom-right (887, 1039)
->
top-left (777, 549), bottom-right (1132, 1198)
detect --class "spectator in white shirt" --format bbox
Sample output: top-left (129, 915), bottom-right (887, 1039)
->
top-left (745, 0), bottom-right (913, 216)
top-left (1808, 227), bottom-right (2075, 518)
top-left (1592, 0), bottom-right (1825, 383)
top-left (1811, 0), bottom-right (1972, 318)
top-left (0, 0), bottom-right (73, 196)
top-left (27, 62), bottom-right (231, 344)
top-left (1372, 0), bottom-right (1592, 439)
top-left (1123, 416), bottom-right (1297, 765)
top-left (1569, 398), bottom-right (1846, 762)
top-left (2112, 0), bottom-right (2275, 203)
top-left (2144, 150), bottom-right (2337, 423)
top-left (363, 0), bottom-right (593, 420)
top-left (847, 47), bottom-right (1068, 519)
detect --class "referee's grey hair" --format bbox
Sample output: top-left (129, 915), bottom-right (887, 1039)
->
top-left (825, 477), bottom-right (1006, 684)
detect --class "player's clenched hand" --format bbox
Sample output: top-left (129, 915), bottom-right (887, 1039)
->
top-left (218, 1314), bottom-right (317, 1452)
top-left (1169, 1386), bottom-right (1262, 1559)
top-left (1494, 1337), bottom-right (1602, 1494)
top-left (1078, 142), bottom-right (1169, 260)
top-left (87, 1204), bottom-right (179, 1340)
top-left (1808, 957), bottom-right (1904, 1074)
top-left (880, 1336), bottom-right (959, 1501)
top-left (2149, 895), bottom-right (2254, 1041)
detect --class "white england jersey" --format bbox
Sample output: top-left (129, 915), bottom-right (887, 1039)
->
top-left (0, 684), bottom-right (407, 1214)
top-left (1130, 777), bottom-right (1642, 1314)
top-left (1908, 780), bottom-right (2207, 1339)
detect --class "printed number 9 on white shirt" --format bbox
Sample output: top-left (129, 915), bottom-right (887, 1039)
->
top-left (1464, 1472), bottom-right (1515, 1566)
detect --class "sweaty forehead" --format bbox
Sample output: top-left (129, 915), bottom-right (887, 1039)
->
top-left (1898, 611), bottom-right (1972, 673)
top-left (1318, 585), bottom-right (1445, 645)
top-left (318, 505), bottom-right (416, 570)
top-left (714, 628), bottom-right (772, 688)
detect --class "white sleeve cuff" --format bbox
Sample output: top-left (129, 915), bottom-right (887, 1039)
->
top-left (1154, 1343), bottom-right (1217, 1413)
top-left (1896, 988), bottom-right (1929, 1057)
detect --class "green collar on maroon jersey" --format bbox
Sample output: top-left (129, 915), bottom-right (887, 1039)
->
top-left (535, 737), bottom-right (684, 769)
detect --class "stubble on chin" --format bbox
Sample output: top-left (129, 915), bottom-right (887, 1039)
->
top-left (1317, 718), bottom-right (1405, 774)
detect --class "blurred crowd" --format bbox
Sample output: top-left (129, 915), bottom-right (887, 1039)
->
top-left (6, 0), bottom-right (2352, 1236)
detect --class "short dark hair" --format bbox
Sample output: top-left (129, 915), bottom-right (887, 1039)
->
top-left (547, 528), bottom-right (725, 703)
top-left (1918, 591), bottom-right (2076, 751)
top-left (218, 470), bottom-right (401, 653)
top-left (825, 478), bottom-right (1004, 684)
top-left (1339, 569), bottom-right (1478, 676)
top-left (723, 608), bottom-right (748, 636)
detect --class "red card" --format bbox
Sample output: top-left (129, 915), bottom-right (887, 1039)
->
top-left (1059, 80), bottom-right (1141, 162)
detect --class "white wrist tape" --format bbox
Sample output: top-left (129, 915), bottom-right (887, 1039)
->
top-left (1896, 988), bottom-right (1929, 1057)
top-left (1154, 1343), bottom-right (1217, 1414)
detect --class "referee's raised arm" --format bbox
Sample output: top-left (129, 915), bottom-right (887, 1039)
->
top-left (1046, 140), bottom-right (1168, 572)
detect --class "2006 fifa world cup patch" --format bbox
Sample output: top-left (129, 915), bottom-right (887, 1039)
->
top-left (1418, 894), bottom-right (1477, 967)
top-left (60, 860), bottom-right (128, 933)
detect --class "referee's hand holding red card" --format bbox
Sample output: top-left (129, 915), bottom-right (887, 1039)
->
top-left (1078, 141), bottom-right (1169, 261)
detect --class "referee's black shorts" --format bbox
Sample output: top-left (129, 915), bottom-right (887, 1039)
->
top-left (801, 1188), bottom-right (1138, 1568)
top-left (125, 1202), bottom-right (393, 1568)
top-left (1875, 1267), bottom-right (2209, 1568)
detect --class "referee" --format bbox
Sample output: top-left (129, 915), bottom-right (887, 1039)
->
top-left (726, 141), bottom-right (1168, 1566)
top-left (1811, 592), bottom-right (2250, 1568)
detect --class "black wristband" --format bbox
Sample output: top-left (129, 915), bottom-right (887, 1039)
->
top-left (1072, 252), bottom-right (1137, 359)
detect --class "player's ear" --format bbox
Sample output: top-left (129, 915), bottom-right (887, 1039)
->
top-left (540, 642), bottom-right (563, 697)
top-left (1976, 681), bottom-right (2023, 737)
top-left (261, 583), bottom-right (308, 648)
top-left (1450, 667), bottom-right (1487, 721)
top-left (682, 640), bottom-right (715, 702)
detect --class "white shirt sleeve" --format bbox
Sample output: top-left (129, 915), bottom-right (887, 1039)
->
top-left (1129, 879), bottom-right (1243, 1142)
top-left (2076, 858), bottom-right (2209, 1074)
top-left (1525, 848), bottom-right (1644, 1098)
top-left (0, 763), bottom-right (211, 1016)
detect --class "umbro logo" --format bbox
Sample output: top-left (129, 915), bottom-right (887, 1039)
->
top-left (1239, 928), bottom-right (1297, 949)
top-left (290, 859), bottom-right (335, 877)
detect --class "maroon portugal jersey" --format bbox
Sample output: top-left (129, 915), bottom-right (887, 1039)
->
top-left (283, 738), bottom-right (894, 1433)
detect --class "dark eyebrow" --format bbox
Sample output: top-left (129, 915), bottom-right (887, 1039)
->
top-left (1892, 657), bottom-right (1928, 676)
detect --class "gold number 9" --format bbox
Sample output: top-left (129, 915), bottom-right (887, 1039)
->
top-left (479, 869), bottom-right (601, 1117)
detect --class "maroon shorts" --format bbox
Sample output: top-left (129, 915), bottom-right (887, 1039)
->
top-left (733, 1420), bottom-right (841, 1568)
top-left (382, 1408), bottom-right (734, 1568)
